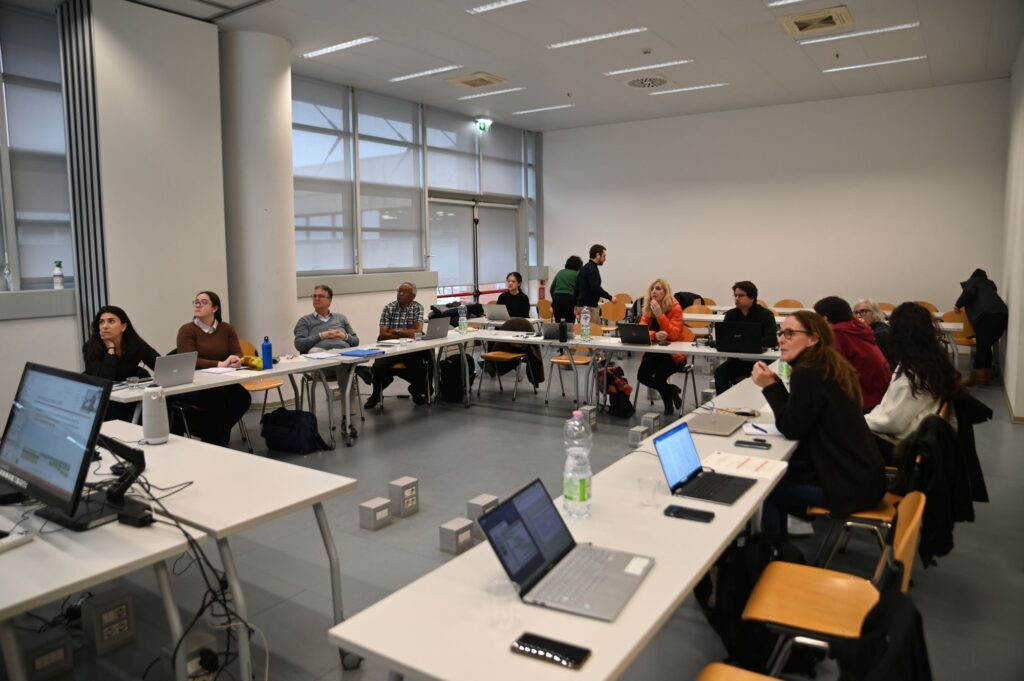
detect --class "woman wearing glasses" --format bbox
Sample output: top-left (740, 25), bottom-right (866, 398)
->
top-left (174, 291), bottom-right (251, 446)
top-left (852, 298), bottom-right (893, 365)
top-left (636, 278), bottom-right (694, 414)
top-left (750, 311), bottom-right (885, 539)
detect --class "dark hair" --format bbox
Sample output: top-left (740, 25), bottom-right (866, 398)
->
top-left (732, 280), bottom-right (758, 301)
top-left (314, 284), bottom-right (334, 299)
top-left (813, 296), bottom-right (853, 323)
top-left (589, 244), bottom-right (605, 260)
top-left (889, 302), bottom-right (960, 401)
top-left (506, 271), bottom-right (523, 285)
top-left (789, 310), bottom-right (863, 408)
top-left (565, 255), bottom-right (583, 270)
top-left (197, 290), bottom-right (223, 323)
top-left (84, 305), bottom-right (150, 364)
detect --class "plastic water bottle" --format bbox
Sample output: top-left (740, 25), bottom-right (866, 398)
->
top-left (261, 336), bottom-right (273, 371)
top-left (777, 359), bottom-right (792, 390)
top-left (52, 260), bottom-right (64, 290)
top-left (458, 303), bottom-right (468, 333)
top-left (563, 410), bottom-right (593, 519)
top-left (580, 307), bottom-right (592, 341)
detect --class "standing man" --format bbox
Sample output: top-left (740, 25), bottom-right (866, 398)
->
top-left (813, 296), bottom-right (891, 410)
top-left (294, 284), bottom-right (360, 388)
top-left (574, 244), bottom-right (613, 321)
top-left (713, 280), bottom-right (778, 393)
top-left (365, 282), bottom-right (429, 408)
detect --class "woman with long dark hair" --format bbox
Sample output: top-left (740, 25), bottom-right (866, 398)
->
top-left (83, 305), bottom-right (159, 421)
top-left (751, 311), bottom-right (886, 538)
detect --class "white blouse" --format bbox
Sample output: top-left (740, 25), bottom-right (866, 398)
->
top-left (865, 370), bottom-right (942, 441)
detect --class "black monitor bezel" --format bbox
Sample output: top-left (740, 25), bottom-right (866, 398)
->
top-left (0, 362), bottom-right (111, 517)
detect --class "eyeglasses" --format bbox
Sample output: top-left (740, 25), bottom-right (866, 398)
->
top-left (853, 309), bottom-right (871, 316)
top-left (192, 299), bottom-right (211, 307)
top-left (733, 293), bottom-right (749, 299)
top-left (311, 294), bottom-right (331, 299)
top-left (777, 329), bottom-right (811, 339)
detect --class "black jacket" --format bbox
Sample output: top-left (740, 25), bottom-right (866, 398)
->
top-left (832, 588), bottom-right (933, 681)
top-left (496, 291), bottom-right (531, 318)
top-left (724, 304), bottom-right (779, 349)
top-left (83, 341), bottom-right (159, 382)
top-left (762, 361), bottom-right (886, 517)
top-left (870, 320), bottom-right (893, 366)
top-left (954, 268), bottom-right (1008, 324)
top-left (573, 260), bottom-right (611, 307)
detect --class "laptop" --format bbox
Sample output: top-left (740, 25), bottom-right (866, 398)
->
top-left (486, 304), bottom-right (511, 322)
top-left (655, 422), bottom-right (756, 505)
top-left (153, 352), bottom-right (197, 387)
top-left (479, 479), bottom-right (654, 622)
top-left (686, 412), bottom-right (747, 437)
top-left (422, 316), bottom-right (450, 340)
top-left (617, 323), bottom-right (651, 345)
top-left (542, 323), bottom-right (575, 340)
top-left (714, 322), bottom-right (766, 353)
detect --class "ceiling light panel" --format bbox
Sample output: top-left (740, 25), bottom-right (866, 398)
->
top-left (604, 59), bottom-right (693, 76)
top-left (389, 64), bottom-right (464, 82)
top-left (649, 82), bottom-right (729, 96)
top-left (457, 87), bottom-right (526, 100)
top-left (823, 55), bottom-right (927, 73)
top-left (302, 36), bottom-right (379, 59)
top-left (511, 104), bottom-right (576, 115)
top-left (765, 0), bottom-right (811, 6)
top-left (547, 27), bottom-right (647, 50)
top-left (466, 0), bottom-right (528, 15)
top-left (798, 22), bottom-right (920, 46)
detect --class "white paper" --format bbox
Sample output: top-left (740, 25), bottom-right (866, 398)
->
top-left (624, 556), bottom-right (650, 576)
top-left (742, 423), bottom-right (781, 437)
top-left (306, 351), bottom-right (339, 359)
top-left (702, 451), bottom-right (786, 478)
top-left (201, 367), bottom-right (236, 374)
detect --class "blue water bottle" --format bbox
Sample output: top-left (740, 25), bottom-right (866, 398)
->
top-left (261, 336), bottom-right (272, 371)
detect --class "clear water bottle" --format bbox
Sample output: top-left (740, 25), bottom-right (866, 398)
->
top-left (580, 307), bottom-right (592, 341)
top-left (52, 260), bottom-right (64, 290)
top-left (563, 410), bottom-right (593, 519)
top-left (777, 359), bottom-right (792, 390)
top-left (458, 303), bottom-right (468, 333)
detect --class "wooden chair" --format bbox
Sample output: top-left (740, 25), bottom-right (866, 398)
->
top-left (702, 296), bottom-right (717, 306)
top-left (941, 310), bottom-right (975, 366)
top-left (599, 300), bottom-right (627, 334)
top-left (239, 338), bottom-right (287, 452)
top-left (682, 304), bottom-right (713, 329)
top-left (742, 492), bottom-right (926, 675)
top-left (613, 292), bottom-right (633, 305)
top-left (877, 302), bottom-right (896, 315)
top-left (545, 326), bottom-right (592, 405)
top-left (772, 298), bottom-right (803, 308)
top-left (477, 351), bottom-right (530, 401)
top-left (536, 298), bottom-right (553, 322)
top-left (914, 300), bottom-right (938, 314)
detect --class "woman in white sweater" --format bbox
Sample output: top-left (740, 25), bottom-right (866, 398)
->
top-left (865, 302), bottom-right (961, 462)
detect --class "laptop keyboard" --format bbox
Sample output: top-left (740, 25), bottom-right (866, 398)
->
top-left (532, 546), bottom-right (616, 604)
top-left (683, 473), bottom-right (735, 499)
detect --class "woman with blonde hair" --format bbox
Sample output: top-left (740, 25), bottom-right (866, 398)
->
top-left (635, 278), bottom-right (694, 414)
top-left (751, 311), bottom-right (885, 538)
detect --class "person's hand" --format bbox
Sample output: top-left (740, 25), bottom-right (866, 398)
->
top-left (751, 361), bottom-right (778, 388)
top-left (574, 306), bottom-right (581, 318)
top-left (655, 331), bottom-right (668, 342)
top-left (219, 355), bottom-right (242, 369)
top-left (649, 299), bottom-right (663, 318)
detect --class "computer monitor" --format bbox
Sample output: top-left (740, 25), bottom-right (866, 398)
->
top-left (0, 362), bottom-right (114, 530)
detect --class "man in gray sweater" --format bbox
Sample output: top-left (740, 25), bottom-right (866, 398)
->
top-left (294, 284), bottom-right (360, 393)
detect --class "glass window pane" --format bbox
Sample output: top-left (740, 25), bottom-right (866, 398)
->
top-left (426, 107), bottom-right (476, 153)
top-left (17, 221), bottom-right (73, 279)
top-left (482, 159), bottom-right (522, 196)
top-left (358, 91), bottom-right (419, 143)
top-left (427, 149), bottom-right (478, 193)
top-left (292, 77), bottom-right (349, 132)
top-left (293, 129), bottom-right (351, 180)
top-left (481, 123), bottom-right (522, 162)
top-left (477, 206), bottom-right (516, 284)
top-left (428, 203), bottom-right (474, 287)
top-left (4, 82), bottom-right (66, 154)
top-left (295, 179), bottom-right (354, 273)
top-left (0, 8), bottom-right (61, 83)
top-left (360, 139), bottom-right (419, 187)
top-left (11, 151), bottom-right (69, 221)
top-left (525, 130), bottom-right (537, 166)
top-left (360, 185), bottom-right (422, 270)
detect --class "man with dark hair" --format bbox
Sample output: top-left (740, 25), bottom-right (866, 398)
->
top-left (365, 282), bottom-right (429, 409)
top-left (712, 280), bottom-right (778, 393)
top-left (813, 295), bottom-right (891, 410)
top-left (574, 244), bottom-right (612, 320)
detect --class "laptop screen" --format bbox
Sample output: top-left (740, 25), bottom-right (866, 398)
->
top-left (654, 422), bottom-right (702, 489)
top-left (479, 479), bottom-right (575, 590)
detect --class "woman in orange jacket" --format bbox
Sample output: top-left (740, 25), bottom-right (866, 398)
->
top-left (636, 278), bottom-right (694, 414)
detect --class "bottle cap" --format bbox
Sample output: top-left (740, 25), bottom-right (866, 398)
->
top-left (572, 410), bottom-right (583, 418)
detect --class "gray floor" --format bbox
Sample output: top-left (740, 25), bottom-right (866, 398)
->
top-left (7, 352), bottom-right (1023, 681)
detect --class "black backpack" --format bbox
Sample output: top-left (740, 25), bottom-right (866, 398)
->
top-left (438, 354), bottom-right (476, 403)
top-left (260, 408), bottom-right (329, 455)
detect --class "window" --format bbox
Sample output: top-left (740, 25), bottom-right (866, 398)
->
top-left (426, 107), bottom-right (478, 193)
top-left (0, 6), bottom-right (72, 289)
top-left (525, 131), bottom-right (539, 266)
top-left (481, 123), bottom-right (523, 197)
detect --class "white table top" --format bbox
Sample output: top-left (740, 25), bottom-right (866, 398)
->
top-left (0, 505), bottom-right (202, 620)
top-left (469, 317), bottom-right (543, 328)
top-left (327, 450), bottom-right (784, 681)
top-left (101, 421), bottom-right (357, 538)
top-left (690, 310), bottom-right (961, 332)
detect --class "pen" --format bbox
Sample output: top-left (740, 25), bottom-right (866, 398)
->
top-left (751, 423), bottom-right (767, 433)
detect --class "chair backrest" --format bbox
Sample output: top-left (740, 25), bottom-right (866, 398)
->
top-left (239, 338), bottom-right (256, 356)
top-left (536, 298), bottom-right (553, 321)
top-left (877, 302), bottom-right (896, 315)
top-left (914, 300), bottom-right (938, 314)
top-left (702, 296), bottom-right (717, 306)
top-left (940, 310), bottom-right (973, 339)
top-left (682, 304), bottom-right (712, 328)
top-left (756, 299), bottom-right (768, 308)
top-left (613, 292), bottom-right (633, 305)
top-left (772, 298), bottom-right (804, 308)
top-left (601, 300), bottom-right (627, 323)
top-left (873, 491), bottom-right (926, 592)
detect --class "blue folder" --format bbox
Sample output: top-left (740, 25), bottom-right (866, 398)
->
top-left (342, 348), bottom-right (385, 357)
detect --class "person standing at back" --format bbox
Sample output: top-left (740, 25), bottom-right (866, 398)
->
top-left (550, 255), bottom-right (582, 322)
top-left (712, 280), bottom-right (777, 393)
top-left (813, 296), bottom-right (891, 411)
top-left (574, 244), bottom-right (612, 322)
top-left (954, 268), bottom-right (1008, 385)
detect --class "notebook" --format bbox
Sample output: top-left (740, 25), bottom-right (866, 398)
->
top-left (154, 352), bottom-right (197, 387)
top-left (655, 422), bottom-right (756, 505)
top-left (686, 412), bottom-right (746, 437)
top-left (478, 479), bottom-right (654, 622)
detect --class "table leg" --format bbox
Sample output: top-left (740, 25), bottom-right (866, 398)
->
top-left (313, 502), bottom-right (362, 670)
top-left (460, 341), bottom-right (471, 408)
top-left (568, 345), bottom-right (581, 405)
top-left (0, 618), bottom-right (27, 681)
top-left (314, 370), bottom-right (337, 449)
top-left (132, 402), bottom-right (142, 424)
top-left (153, 561), bottom-right (188, 681)
top-left (217, 538), bottom-right (253, 681)
top-left (343, 364), bottom-right (357, 446)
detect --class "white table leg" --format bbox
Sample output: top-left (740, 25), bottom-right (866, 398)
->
top-left (313, 502), bottom-right (361, 669)
top-left (153, 560), bottom-right (188, 681)
top-left (460, 341), bottom-right (471, 408)
top-left (0, 618), bottom-right (27, 681)
top-left (343, 365), bottom-right (357, 446)
top-left (217, 538), bottom-right (253, 681)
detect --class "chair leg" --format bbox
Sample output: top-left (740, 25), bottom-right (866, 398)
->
top-left (767, 635), bottom-right (794, 677)
top-left (260, 391), bottom-right (269, 419)
top-left (511, 360), bottom-right (522, 401)
top-left (276, 386), bottom-right (284, 409)
top-left (496, 366), bottom-right (504, 392)
top-left (477, 362), bottom-right (484, 397)
top-left (238, 420), bottom-right (254, 454)
top-left (545, 363), bottom-right (555, 404)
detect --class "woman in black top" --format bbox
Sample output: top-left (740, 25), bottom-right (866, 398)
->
top-left (751, 310), bottom-right (885, 538)
top-left (83, 305), bottom-right (159, 422)
top-left (497, 271), bottom-right (531, 318)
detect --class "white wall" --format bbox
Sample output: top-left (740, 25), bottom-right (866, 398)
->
top-left (0, 317), bottom-right (80, 430)
top-left (543, 80), bottom-right (1009, 310)
top-left (92, 0), bottom-right (228, 350)
top-left (1002, 42), bottom-right (1024, 420)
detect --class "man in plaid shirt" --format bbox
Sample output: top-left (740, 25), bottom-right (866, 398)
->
top-left (364, 282), bottom-right (429, 408)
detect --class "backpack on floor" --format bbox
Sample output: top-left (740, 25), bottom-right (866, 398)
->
top-left (438, 354), bottom-right (476, 403)
top-left (260, 408), bottom-right (329, 455)
top-left (597, 363), bottom-right (635, 418)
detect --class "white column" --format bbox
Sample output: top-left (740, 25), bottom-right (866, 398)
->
top-left (219, 31), bottom-right (297, 358)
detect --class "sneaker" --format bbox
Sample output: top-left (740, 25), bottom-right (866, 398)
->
top-left (363, 391), bottom-right (382, 409)
top-left (355, 366), bottom-right (373, 386)
top-left (787, 515), bottom-right (814, 536)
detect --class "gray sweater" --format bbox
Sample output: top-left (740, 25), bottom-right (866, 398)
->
top-left (293, 312), bottom-right (360, 353)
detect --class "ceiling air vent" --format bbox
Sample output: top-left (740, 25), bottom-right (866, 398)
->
top-left (779, 6), bottom-right (853, 38)
top-left (625, 74), bottom-right (673, 90)
top-left (447, 71), bottom-right (507, 89)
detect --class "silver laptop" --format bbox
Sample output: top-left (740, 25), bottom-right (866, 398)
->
top-left (686, 412), bottom-right (746, 437)
top-left (478, 479), bottom-right (654, 622)
top-left (487, 304), bottom-right (511, 321)
top-left (655, 422), bottom-right (756, 505)
top-left (154, 352), bottom-right (197, 387)
top-left (541, 323), bottom-right (575, 340)
top-left (422, 316), bottom-right (450, 340)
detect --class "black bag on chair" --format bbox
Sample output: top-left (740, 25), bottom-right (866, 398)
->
top-left (439, 354), bottom-right (476, 403)
top-left (260, 408), bottom-right (329, 455)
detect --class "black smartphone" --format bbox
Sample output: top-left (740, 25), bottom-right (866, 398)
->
top-left (512, 632), bottom-right (591, 669)
top-left (734, 439), bottom-right (772, 450)
top-left (663, 505), bottom-right (714, 522)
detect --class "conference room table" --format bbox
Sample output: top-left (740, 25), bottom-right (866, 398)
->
top-left (100, 420), bottom-right (360, 679)
top-left (326, 373), bottom-right (793, 681)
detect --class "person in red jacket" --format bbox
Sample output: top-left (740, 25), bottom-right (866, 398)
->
top-left (813, 296), bottom-right (891, 410)
top-left (636, 278), bottom-right (694, 414)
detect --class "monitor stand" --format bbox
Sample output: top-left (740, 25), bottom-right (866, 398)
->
top-left (0, 480), bottom-right (26, 505)
top-left (35, 490), bottom-right (124, 531)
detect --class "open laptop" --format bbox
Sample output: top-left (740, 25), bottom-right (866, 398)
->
top-left (618, 323), bottom-right (673, 346)
top-left (478, 479), bottom-right (654, 622)
top-left (542, 323), bottom-right (575, 340)
top-left (486, 304), bottom-right (511, 322)
top-left (422, 316), bottom-right (450, 340)
top-left (655, 422), bottom-right (756, 505)
top-left (153, 351), bottom-right (197, 387)
top-left (686, 411), bottom-right (746, 437)
top-left (714, 322), bottom-right (766, 353)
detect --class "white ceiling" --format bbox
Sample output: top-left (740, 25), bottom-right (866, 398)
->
top-left (14, 0), bottom-right (1024, 131)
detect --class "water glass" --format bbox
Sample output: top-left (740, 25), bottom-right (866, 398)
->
top-left (414, 331), bottom-right (423, 342)
top-left (637, 477), bottom-right (661, 507)
top-left (126, 376), bottom-right (140, 390)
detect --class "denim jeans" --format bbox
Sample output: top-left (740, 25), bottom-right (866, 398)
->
top-left (762, 478), bottom-right (828, 539)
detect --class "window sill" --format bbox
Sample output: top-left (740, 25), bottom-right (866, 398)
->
top-left (297, 271), bottom-right (438, 297)
top-left (0, 288), bottom-right (76, 321)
